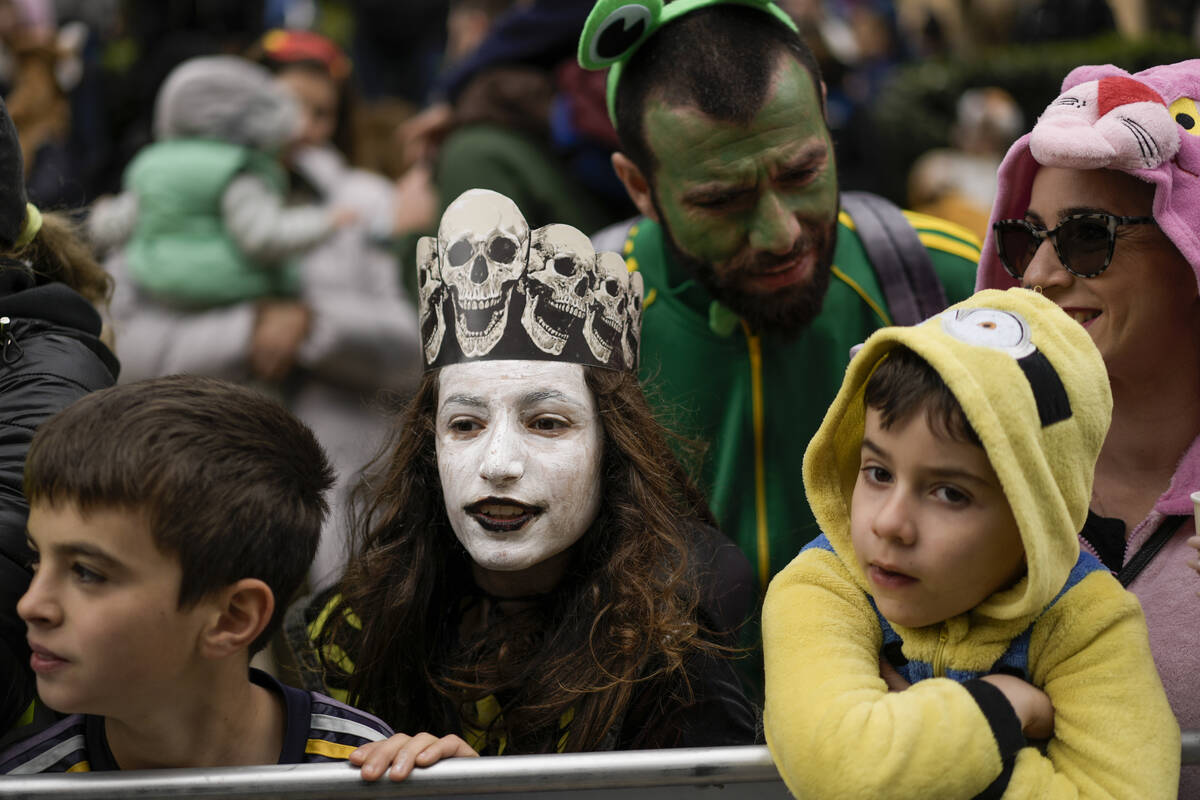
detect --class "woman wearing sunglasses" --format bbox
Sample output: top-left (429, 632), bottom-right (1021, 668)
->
top-left (976, 58), bottom-right (1200, 796)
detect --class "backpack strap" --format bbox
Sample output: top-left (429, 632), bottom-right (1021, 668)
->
top-left (840, 191), bottom-right (947, 326)
top-left (1119, 515), bottom-right (1188, 588)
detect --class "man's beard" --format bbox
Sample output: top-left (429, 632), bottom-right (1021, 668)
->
top-left (656, 202), bottom-right (838, 339)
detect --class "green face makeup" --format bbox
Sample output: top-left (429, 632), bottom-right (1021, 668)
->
top-left (645, 58), bottom-right (838, 275)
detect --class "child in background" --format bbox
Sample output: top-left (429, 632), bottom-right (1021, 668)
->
top-left (0, 376), bottom-right (473, 778)
top-left (764, 289), bottom-right (1179, 798)
top-left (89, 55), bottom-right (356, 308)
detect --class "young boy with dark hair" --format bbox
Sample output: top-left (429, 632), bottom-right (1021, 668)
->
top-left (0, 376), bottom-right (472, 778)
top-left (763, 290), bottom-right (1180, 798)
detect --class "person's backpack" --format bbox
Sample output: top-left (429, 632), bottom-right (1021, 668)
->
top-left (839, 191), bottom-right (948, 326)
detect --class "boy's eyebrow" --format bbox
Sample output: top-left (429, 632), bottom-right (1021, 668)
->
top-left (861, 437), bottom-right (887, 458)
top-left (862, 437), bottom-right (994, 487)
top-left (51, 542), bottom-right (124, 570)
top-left (921, 466), bottom-right (993, 487)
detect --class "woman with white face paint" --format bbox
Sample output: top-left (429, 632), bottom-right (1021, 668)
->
top-left (292, 190), bottom-right (756, 754)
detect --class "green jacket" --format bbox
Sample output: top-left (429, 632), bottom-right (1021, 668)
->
top-left (125, 139), bottom-right (296, 307)
top-left (627, 209), bottom-right (980, 590)
top-left (436, 124), bottom-right (613, 233)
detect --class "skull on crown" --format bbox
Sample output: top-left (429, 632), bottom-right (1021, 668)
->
top-left (521, 224), bottom-right (594, 356)
top-left (584, 252), bottom-right (628, 365)
top-left (437, 189), bottom-right (530, 358)
top-left (622, 270), bottom-right (643, 371)
top-left (416, 237), bottom-right (447, 364)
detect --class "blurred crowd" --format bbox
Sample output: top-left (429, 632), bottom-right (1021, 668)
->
top-left (0, 0), bottom-right (1196, 227)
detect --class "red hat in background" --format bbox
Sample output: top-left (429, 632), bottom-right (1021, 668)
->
top-left (258, 30), bottom-right (352, 81)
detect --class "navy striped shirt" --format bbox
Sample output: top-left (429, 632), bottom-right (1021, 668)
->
top-left (0, 668), bottom-right (392, 774)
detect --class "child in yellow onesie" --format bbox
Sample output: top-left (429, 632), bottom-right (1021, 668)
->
top-left (763, 289), bottom-right (1179, 799)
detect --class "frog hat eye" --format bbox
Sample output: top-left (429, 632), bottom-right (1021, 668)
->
top-left (578, 0), bottom-right (661, 71)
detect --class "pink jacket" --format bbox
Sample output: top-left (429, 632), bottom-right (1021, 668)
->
top-left (1077, 432), bottom-right (1200, 734)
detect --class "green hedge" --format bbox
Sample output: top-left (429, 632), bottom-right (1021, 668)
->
top-left (862, 34), bottom-right (1200, 203)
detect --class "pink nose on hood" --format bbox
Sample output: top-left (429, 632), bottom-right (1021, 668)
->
top-left (977, 59), bottom-right (1200, 296)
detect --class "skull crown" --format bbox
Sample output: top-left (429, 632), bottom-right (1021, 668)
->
top-left (416, 237), bottom-right (446, 364)
top-left (437, 189), bottom-right (531, 358)
top-left (420, 192), bottom-right (644, 372)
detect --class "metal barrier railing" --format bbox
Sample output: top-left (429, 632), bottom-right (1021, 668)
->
top-left (3, 738), bottom-right (1197, 799)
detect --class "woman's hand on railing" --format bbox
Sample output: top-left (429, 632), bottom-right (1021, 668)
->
top-left (349, 731), bottom-right (478, 782)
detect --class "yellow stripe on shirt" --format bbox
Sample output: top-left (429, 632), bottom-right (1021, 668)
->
top-left (305, 739), bottom-right (360, 760)
top-left (916, 232), bottom-right (981, 263)
top-left (831, 266), bottom-right (891, 326)
top-left (839, 208), bottom-right (983, 259)
top-left (899, 210), bottom-right (983, 249)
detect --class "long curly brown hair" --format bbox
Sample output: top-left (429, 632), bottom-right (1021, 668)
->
top-left (316, 366), bottom-right (719, 752)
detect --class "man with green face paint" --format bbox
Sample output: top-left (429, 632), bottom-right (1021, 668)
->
top-left (581, 1), bottom-right (980, 592)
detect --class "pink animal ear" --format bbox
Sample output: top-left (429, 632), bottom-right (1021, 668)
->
top-left (1061, 63), bottom-right (1130, 91)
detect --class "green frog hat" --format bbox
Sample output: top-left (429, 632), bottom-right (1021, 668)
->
top-left (577, 0), bottom-right (797, 123)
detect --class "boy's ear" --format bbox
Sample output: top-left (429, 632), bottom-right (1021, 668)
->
top-left (199, 578), bottom-right (275, 659)
top-left (612, 152), bottom-right (659, 223)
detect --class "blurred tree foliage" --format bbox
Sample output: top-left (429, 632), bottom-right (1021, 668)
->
top-left (857, 34), bottom-right (1200, 204)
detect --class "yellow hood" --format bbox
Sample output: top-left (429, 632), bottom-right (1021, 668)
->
top-left (803, 288), bottom-right (1111, 642)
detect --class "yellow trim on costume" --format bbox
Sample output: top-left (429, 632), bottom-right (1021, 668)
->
top-left (15, 699), bottom-right (34, 728)
top-left (318, 643), bottom-right (355, 676)
top-left (625, 256), bottom-right (639, 274)
top-left (556, 707), bottom-right (576, 751)
top-left (305, 739), bottom-right (360, 760)
top-left (832, 266), bottom-right (891, 327)
top-left (642, 287), bottom-right (658, 310)
top-left (67, 761), bottom-right (91, 772)
top-left (744, 324), bottom-right (770, 590)
top-left (464, 695), bottom-right (504, 754)
top-left (900, 210), bottom-right (983, 249)
top-left (309, 595), bottom-right (362, 635)
top-left (14, 203), bottom-right (41, 248)
top-left (839, 207), bottom-right (982, 260)
top-left (463, 695), bottom-right (574, 754)
top-left (309, 594), bottom-right (359, 675)
top-left (916, 232), bottom-right (981, 263)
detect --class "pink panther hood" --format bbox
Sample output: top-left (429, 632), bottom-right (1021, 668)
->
top-left (976, 59), bottom-right (1200, 293)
